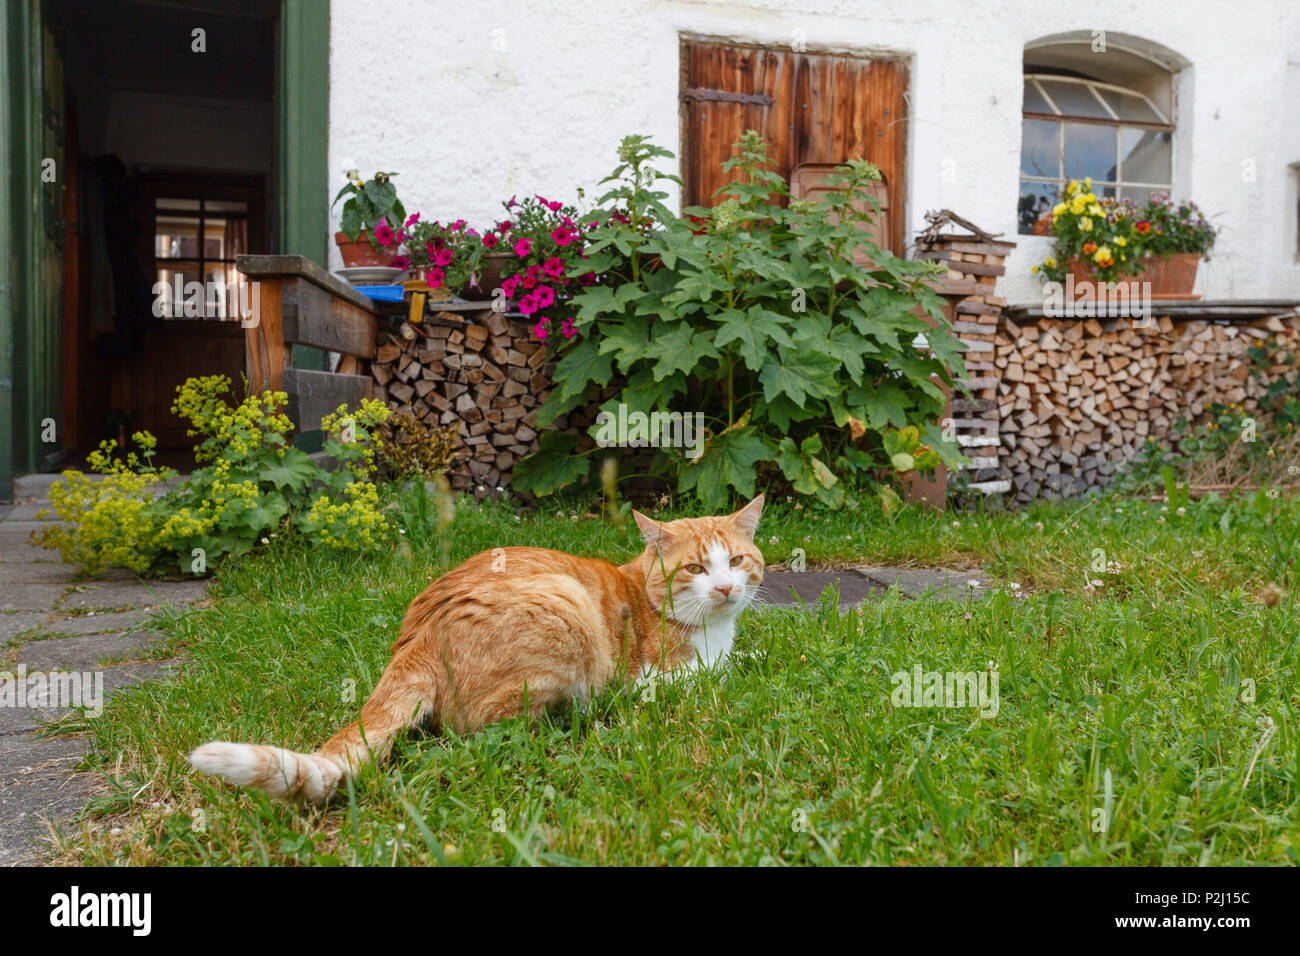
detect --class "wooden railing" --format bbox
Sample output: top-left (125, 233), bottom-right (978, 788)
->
top-left (236, 254), bottom-right (380, 431)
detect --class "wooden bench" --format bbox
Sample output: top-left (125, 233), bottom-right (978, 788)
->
top-left (236, 254), bottom-right (380, 430)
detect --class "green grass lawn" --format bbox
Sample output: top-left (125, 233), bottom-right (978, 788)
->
top-left (45, 489), bottom-right (1299, 865)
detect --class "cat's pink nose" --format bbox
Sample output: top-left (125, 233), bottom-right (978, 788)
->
top-left (714, 584), bottom-right (733, 598)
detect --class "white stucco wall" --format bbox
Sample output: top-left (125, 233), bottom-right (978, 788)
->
top-left (329, 0), bottom-right (1300, 304)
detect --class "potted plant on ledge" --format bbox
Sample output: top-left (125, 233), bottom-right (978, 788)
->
top-left (398, 216), bottom-right (483, 303)
top-left (1035, 180), bottom-right (1218, 300)
top-left (332, 165), bottom-right (407, 268)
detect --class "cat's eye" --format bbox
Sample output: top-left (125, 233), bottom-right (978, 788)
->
top-left (729, 555), bottom-right (744, 567)
top-left (684, 563), bottom-right (704, 574)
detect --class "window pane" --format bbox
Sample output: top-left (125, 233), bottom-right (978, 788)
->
top-left (204, 199), bottom-right (248, 213)
top-left (1098, 88), bottom-right (1163, 123)
top-left (1120, 128), bottom-right (1172, 184)
top-left (155, 262), bottom-right (202, 318)
top-left (1020, 119), bottom-right (1060, 177)
top-left (156, 197), bottom-right (200, 212)
top-left (1018, 181), bottom-right (1059, 236)
top-left (1064, 123), bottom-right (1118, 181)
top-left (156, 215), bottom-right (201, 258)
top-left (1039, 80), bottom-right (1111, 119)
top-left (1023, 78), bottom-right (1052, 114)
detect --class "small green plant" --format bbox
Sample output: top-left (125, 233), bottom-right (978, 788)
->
top-left (373, 410), bottom-right (460, 480)
top-left (33, 376), bottom-right (396, 576)
top-left (332, 166), bottom-right (406, 249)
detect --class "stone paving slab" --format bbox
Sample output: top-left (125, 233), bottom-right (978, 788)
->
top-left (761, 567), bottom-right (996, 609)
top-left (12, 630), bottom-right (171, 671)
top-left (0, 660), bottom-right (181, 738)
top-left (855, 566), bottom-right (995, 600)
top-left (763, 571), bottom-right (887, 608)
top-left (56, 578), bottom-right (209, 611)
top-left (0, 736), bottom-right (91, 866)
top-left (26, 609), bottom-right (153, 637)
top-left (0, 613), bottom-right (46, 642)
top-left (1, 583), bottom-right (71, 612)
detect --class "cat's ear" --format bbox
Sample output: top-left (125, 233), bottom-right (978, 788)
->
top-left (632, 510), bottom-right (671, 550)
top-left (729, 494), bottom-right (765, 539)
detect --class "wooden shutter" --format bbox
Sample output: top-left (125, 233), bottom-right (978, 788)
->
top-left (681, 39), bottom-right (909, 255)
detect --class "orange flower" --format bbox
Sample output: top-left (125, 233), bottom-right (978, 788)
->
top-left (1082, 242), bottom-right (1097, 255)
top-left (1135, 220), bottom-right (1151, 234)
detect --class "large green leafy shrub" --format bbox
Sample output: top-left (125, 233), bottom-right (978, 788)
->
top-left (512, 132), bottom-right (967, 508)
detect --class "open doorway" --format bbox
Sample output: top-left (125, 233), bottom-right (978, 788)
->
top-left (55, 0), bottom-right (276, 469)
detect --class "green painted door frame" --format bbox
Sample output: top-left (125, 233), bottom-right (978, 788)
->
top-left (0, 0), bottom-right (330, 499)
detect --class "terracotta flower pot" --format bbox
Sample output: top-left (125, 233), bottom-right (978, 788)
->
top-left (336, 230), bottom-right (401, 268)
top-left (475, 251), bottom-right (514, 296)
top-left (1067, 253), bottom-right (1200, 300)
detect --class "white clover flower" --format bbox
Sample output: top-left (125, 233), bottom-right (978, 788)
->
top-left (1091, 578), bottom-right (1104, 588)
top-left (1008, 582), bottom-right (1022, 592)
top-left (967, 579), bottom-right (981, 588)
top-left (1034, 521), bottom-right (1044, 531)
top-left (261, 537), bottom-right (269, 544)
top-left (1267, 488), bottom-right (1280, 500)
top-left (1176, 506), bottom-right (1186, 517)
top-left (952, 521), bottom-right (961, 528)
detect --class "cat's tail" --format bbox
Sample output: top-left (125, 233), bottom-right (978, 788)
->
top-left (189, 653), bottom-right (437, 803)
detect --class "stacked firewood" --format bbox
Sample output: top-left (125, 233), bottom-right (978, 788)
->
top-left (369, 307), bottom-right (572, 495)
top-left (915, 233), bottom-right (1016, 494)
top-left (992, 314), bottom-right (1299, 502)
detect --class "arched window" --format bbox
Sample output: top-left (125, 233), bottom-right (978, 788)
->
top-left (1018, 47), bottom-right (1176, 235)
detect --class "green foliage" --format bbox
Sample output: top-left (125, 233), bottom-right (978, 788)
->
top-left (332, 167), bottom-right (406, 248)
top-left (513, 132), bottom-right (967, 509)
top-left (32, 377), bottom-right (397, 577)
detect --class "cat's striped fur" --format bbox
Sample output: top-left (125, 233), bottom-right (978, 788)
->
top-left (190, 496), bottom-right (764, 802)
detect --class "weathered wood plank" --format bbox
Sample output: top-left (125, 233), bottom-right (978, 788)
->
top-left (282, 368), bottom-right (373, 432)
top-left (281, 277), bottom-right (379, 358)
top-left (236, 254), bottom-right (379, 315)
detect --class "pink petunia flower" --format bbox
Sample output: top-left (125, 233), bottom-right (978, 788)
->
top-left (426, 267), bottom-right (445, 288)
top-left (482, 233), bottom-right (498, 248)
top-left (518, 292), bottom-right (540, 316)
top-left (501, 275), bottom-right (520, 298)
top-left (542, 256), bottom-right (565, 278)
top-left (404, 213), bottom-right (420, 228)
top-left (578, 271), bottom-right (596, 286)
top-left (535, 285), bottom-right (555, 308)
top-left (560, 317), bottom-right (577, 339)
top-left (533, 319), bottom-right (550, 341)
top-left (450, 219), bottom-right (467, 231)
top-left (520, 272), bottom-right (537, 290)
top-left (552, 228), bottom-right (574, 247)
top-left (514, 238), bottom-right (533, 257)
top-left (373, 220), bottom-right (395, 246)
top-left (435, 247), bottom-right (454, 267)
top-left (391, 254), bottom-right (410, 270)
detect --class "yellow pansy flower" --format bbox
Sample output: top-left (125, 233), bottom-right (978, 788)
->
top-left (1080, 217), bottom-right (1093, 232)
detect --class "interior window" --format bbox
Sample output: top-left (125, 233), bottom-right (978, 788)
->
top-left (153, 196), bottom-right (251, 319)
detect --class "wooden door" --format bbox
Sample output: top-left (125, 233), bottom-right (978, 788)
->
top-left (681, 39), bottom-right (909, 255)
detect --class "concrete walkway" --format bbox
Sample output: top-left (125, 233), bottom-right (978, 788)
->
top-left (0, 495), bottom-right (208, 866)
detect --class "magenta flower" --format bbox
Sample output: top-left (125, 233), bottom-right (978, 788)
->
top-left (518, 292), bottom-right (540, 316)
top-left (535, 285), bottom-right (555, 308)
top-left (542, 257), bottom-right (565, 279)
top-left (552, 228), bottom-right (574, 247)
top-left (373, 220), bottom-right (395, 246)
top-left (404, 212), bottom-right (420, 228)
top-left (560, 317), bottom-right (577, 339)
top-left (578, 271), bottom-right (596, 286)
top-left (533, 319), bottom-right (550, 341)
top-left (514, 238), bottom-right (533, 257)
top-left (520, 272), bottom-right (537, 290)
top-left (506, 195), bottom-right (517, 208)
top-left (450, 219), bottom-right (467, 231)
top-left (426, 267), bottom-right (445, 287)
top-left (482, 233), bottom-right (498, 248)
top-left (501, 275), bottom-right (520, 298)
top-left (434, 247), bottom-right (455, 267)
top-left (391, 254), bottom-right (410, 270)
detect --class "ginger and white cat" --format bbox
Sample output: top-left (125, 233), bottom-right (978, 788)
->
top-left (190, 495), bottom-right (765, 802)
